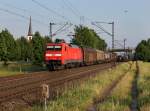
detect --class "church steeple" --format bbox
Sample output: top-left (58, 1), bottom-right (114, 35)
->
top-left (27, 16), bottom-right (32, 41)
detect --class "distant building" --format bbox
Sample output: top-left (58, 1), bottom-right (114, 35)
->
top-left (27, 16), bottom-right (32, 41)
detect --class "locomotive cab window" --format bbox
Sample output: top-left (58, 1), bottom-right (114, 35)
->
top-left (46, 45), bottom-right (62, 51)
top-left (55, 46), bottom-right (62, 51)
top-left (47, 46), bottom-right (54, 51)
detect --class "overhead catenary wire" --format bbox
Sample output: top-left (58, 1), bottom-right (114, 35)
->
top-left (0, 8), bottom-right (48, 26)
top-left (30, 0), bottom-right (75, 37)
top-left (53, 23), bottom-right (73, 36)
top-left (0, 1), bottom-right (46, 18)
top-left (53, 23), bottom-right (68, 35)
top-left (57, 23), bottom-right (73, 34)
top-left (60, 0), bottom-right (94, 25)
top-left (62, 0), bottom-right (91, 22)
top-left (65, 0), bottom-right (81, 15)
top-left (114, 41), bottom-right (124, 48)
top-left (62, 0), bottom-right (80, 17)
top-left (61, 0), bottom-right (86, 25)
top-left (91, 22), bottom-right (112, 36)
top-left (32, 0), bottom-right (70, 22)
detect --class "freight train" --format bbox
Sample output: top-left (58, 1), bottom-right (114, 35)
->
top-left (45, 42), bottom-right (117, 71)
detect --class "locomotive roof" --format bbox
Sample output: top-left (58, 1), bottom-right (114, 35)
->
top-left (47, 42), bottom-right (65, 45)
top-left (46, 43), bottom-right (80, 48)
top-left (96, 49), bottom-right (104, 53)
top-left (69, 44), bottom-right (80, 48)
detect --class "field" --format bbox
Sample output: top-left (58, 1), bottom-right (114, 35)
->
top-left (29, 62), bottom-right (131, 111)
top-left (96, 62), bottom-right (135, 111)
top-left (1, 61), bottom-right (150, 111)
top-left (138, 62), bottom-right (150, 111)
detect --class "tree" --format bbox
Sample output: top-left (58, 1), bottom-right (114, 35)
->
top-left (0, 29), bottom-right (17, 65)
top-left (136, 38), bottom-right (150, 61)
top-left (16, 36), bottom-right (32, 61)
top-left (71, 25), bottom-right (107, 50)
top-left (0, 28), bottom-right (53, 64)
top-left (31, 32), bottom-right (45, 65)
top-left (43, 36), bottom-right (52, 44)
top-left (0, 32), bottom-right (7, 62)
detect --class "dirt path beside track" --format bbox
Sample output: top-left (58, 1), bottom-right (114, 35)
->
top-left (87, 62), bottom-right (133, 111)
top-left (130, 61), bottom-right (139, 111)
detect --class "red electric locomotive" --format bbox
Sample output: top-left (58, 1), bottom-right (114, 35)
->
top-left (45, 40), bottom-right (117, 71)
top-left (45, 42), bottom-right (83, 70)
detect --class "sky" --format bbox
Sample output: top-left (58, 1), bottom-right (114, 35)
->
top-left (0, 0), bottom-right (150, 48)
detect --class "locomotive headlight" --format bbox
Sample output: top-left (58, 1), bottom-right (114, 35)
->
top-left (55, 54), bottom-right (62, 56)
top-left (46, 54), bottom-right (61, 57)
top-left (46, 54), bottom-right (52, 56)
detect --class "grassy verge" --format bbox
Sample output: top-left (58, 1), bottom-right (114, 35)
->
top-left (138, 61), bottom-right (150, 111)
top-left (29, 62), bottom-right (130, 111)
top-left (0, 68), bottom-right (20, 77)
top-left (0, 63), bottom-right (46, 77)
top-left (96, 62), bottom-right (135, 111)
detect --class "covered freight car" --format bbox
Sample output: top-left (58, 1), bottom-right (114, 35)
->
top-left (104, 52), bottom-right (117, 62)
top-left (110, 53), bottom-right (117, 62)
top-left (82, 48), bottom-right (97, 65)
top-left (104, 52), bottom-right (110, 62)
top-left (96, 50), bottom-right (105, 63)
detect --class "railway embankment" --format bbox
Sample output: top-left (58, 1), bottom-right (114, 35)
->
top-left (28, 62), bottom-right (130, 111)
top-left (88, 61), bottom-right (134, 111)
top-left (0, 63), bottom-right (114, 111)
top-left (3, 61), bottom-right (149, 111)
top-left (89, 61), bottom-right (150, 111)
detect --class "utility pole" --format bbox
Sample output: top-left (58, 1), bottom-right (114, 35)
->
top-left (124, 38), bottom-right (127, 56)
top-left (112, 22), bottom-right (114, 49)
top-left (80, 16), bottom-right (84, 25)
top-left (50, 22), bottom-right (55, 42)
top-left (92, 21), bottom-right (115, 50)
top-left (108, 22), bottom-right (114, 49)
top-left (124, 38), bottom-right (126, 50)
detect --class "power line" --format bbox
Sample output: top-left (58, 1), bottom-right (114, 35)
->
top-left (53, 23), bottom-right (68, 35)
top-left (91, 22), bottom-right (112, 36)
top-left (59, 0), bottom-right (94, 26)
top-left (92, 21), bottom-right (115, 49)
top-left (62, 0), bottom-right (80, 17)
top-left (63, 0), bottom-right (94, 23)
top-left (0, 8), bottom-right (47, 26)
top-left (56, 23), bottom-right (73, 34)
top-left (0, 8), bottom-right (27, 19)
top-left (53, 22), bottom-right (73, 36)
top-left (61, 0), bottom-right (86, 25)
top-left (32, 0), bottom-right (70, 22)
top-left (0, 1), bottom-right (46, 18)
top-left (66, 0), bottom-right (81, 15)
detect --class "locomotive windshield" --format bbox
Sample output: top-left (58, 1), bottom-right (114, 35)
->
top-left (47, 45), bottom-right (62, 51)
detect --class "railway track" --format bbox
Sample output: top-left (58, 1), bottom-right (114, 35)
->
top-left (0, 63), bottom-right (113, 90)
top-left (0, 62), bottom-right (114, 106)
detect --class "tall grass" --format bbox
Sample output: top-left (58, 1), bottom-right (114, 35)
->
top-left (138, 62), bottom-right (150, 111)
top-left (96, 62), bottom-right (135, 111)
top-left (30, 63), bottom-right (130, 111)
